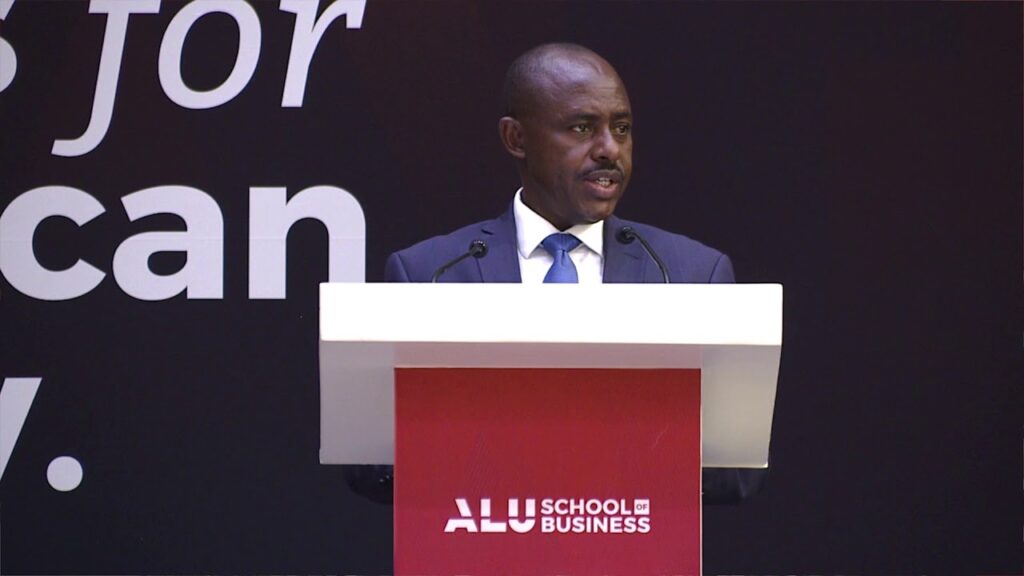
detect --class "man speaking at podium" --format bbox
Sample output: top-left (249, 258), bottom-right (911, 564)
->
top-left (386, 42), bottom-right (732, 286)
top-left (377, 43), bottom-right (764, 503)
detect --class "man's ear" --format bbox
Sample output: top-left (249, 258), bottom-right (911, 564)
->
top-left (498, 116), bottom-right (526, 159)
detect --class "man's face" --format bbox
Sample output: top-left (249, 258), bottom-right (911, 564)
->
top-left (514, 56), bottom-right (633, 230)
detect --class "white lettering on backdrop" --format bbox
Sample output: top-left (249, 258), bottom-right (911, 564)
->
top-left (0, 185), bottom-right (366, 301)
top-left (35, 0), bottom-right (367, 157)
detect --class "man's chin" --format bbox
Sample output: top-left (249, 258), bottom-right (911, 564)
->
top-left (579, 198), bottom-right (620, 224)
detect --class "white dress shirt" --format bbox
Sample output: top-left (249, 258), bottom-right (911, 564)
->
top-left (513, 188), bottom-right (604, 284)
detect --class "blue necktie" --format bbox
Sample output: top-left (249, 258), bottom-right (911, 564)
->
top-left (541, 233), bottom-right (582, 283)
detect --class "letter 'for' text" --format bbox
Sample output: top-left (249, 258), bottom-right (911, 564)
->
top-left (159, 0), bottom-right (261, 109)
top-left (279, 0), bottom-right (365, 107)
top-left (51, 0), bottom-right (160, 157)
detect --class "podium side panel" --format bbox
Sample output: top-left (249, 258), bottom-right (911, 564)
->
top-left (319, 342), bottom-right (395, 464)
top-left (702, 345), bottom-right (779, 467)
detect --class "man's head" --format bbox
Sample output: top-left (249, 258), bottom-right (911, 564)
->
top-left (498, 43), bottom-right (633, 230)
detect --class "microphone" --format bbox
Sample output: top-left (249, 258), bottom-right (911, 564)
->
top-left (616, 226), bottom-right (671, 283)
top-left (431, 240), bottom-right (489, 282)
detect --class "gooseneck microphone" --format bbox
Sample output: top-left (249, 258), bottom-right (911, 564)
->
top-left (431, 240), bottom-right (489, 282)
top-left (616, 226), bottom-right (671, 283)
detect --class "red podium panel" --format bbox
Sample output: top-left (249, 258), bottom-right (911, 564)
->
top-left (395, 368), bottom-right (701, 576)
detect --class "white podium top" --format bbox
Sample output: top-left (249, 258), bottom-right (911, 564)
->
top-left (319, 283), bottom-right (782, 468)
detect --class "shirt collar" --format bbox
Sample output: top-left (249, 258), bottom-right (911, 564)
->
top-left (513, 188), bottom-right (604, 258)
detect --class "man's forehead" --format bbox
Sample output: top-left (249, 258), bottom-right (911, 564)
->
top-left (539, 50), bottom-right (611, 81)
top-left (536, 51), bottom-right (619, 90)
top-left (525, 53), bottom-right (630, 114)
top-left (554, 84), bottom-right (631, 116)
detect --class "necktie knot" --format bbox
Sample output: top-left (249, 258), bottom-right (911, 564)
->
top-left (540, 233), bottom-right (582, 283)
top-left (541, 233), bottom-right (582, 255)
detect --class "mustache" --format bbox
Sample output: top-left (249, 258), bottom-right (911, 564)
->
top-left (580, 165), bottom-right (625, 180)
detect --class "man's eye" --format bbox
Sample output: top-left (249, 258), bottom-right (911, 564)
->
top-left (571, 124), bottom-right (591, 134)
top-left (614, 124), bottom-right (631, 135)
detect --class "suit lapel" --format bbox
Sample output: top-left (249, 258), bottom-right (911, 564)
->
top-left (602, 216), bottom-right (648, 283)
top-left (476, 206), bottom-right (521, 282)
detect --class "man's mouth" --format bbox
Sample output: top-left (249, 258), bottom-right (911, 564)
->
top-left (582, 169), bottom-right (624, 194)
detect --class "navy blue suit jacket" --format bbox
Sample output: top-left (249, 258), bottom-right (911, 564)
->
top-left (385, 207), bottom-right (735, 284)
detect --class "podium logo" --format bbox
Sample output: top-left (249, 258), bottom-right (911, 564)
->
top-left (445, 498), bottom-right (537, 534)
top-left (444, 497), bottom-right (651, 535)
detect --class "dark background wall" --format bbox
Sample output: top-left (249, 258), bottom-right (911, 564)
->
top-left (1, 1), bottom-right (1021, 574)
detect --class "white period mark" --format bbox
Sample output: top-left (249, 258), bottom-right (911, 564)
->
top-left (2, 378), bottom-right (85, 491)
top-left (47, 456), bottom-right (83, 492)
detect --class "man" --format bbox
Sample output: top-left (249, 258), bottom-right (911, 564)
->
top-left (385, 42), bottom-right (733, 285)
top-left (363, 43), bottom-right (763, 504)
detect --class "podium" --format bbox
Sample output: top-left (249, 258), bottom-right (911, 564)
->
top-left (320, 283), bottom-right (781, 575)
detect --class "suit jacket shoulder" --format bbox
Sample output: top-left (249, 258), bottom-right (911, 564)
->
top-left (606, 216), bottom-right (735, 283)
top-left (384, 209), bottom-right (520, 283)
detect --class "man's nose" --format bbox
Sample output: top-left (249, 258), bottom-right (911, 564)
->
top-left (591, 126), bottom-right (621, 162)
